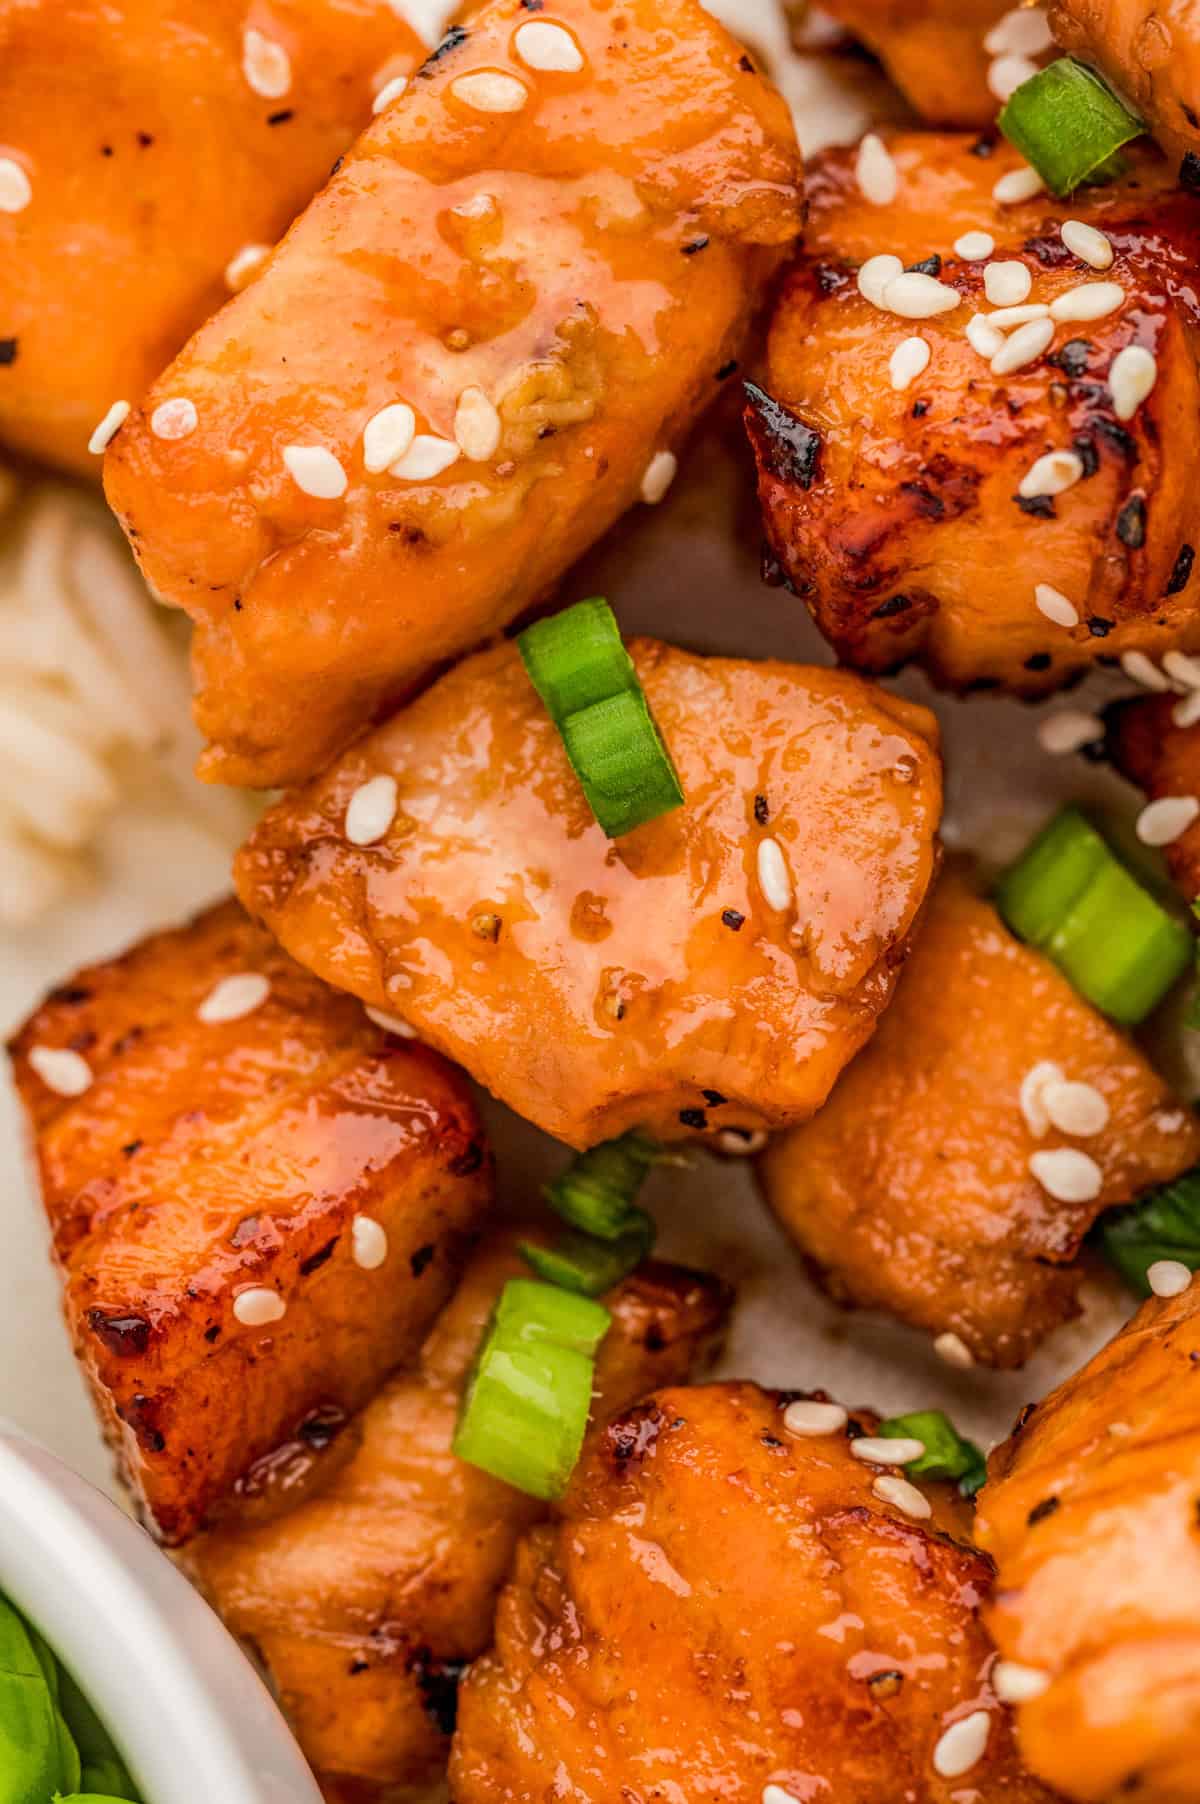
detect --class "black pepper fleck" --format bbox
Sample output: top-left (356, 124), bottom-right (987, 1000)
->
top-left (1016, 494), bottom-right (1055, 518)
top-left (702, 1089), bottom-right (727, 1108)
top-left (721, 908), bottom-right (744, 930)
top-left (754, 794), bottom-right (769, 825)
top-left (1025, 652), bottom-right (1052, 671)
top-left (682, 235), bottom-right (709, 255)
top-left (0, 338), bottom-right (17, 367)
top-left (266, 109), bottom-right (293, 125)
top-left (1167, 544), bottom-right (1195, 595)
top-left (410, 1243), bottom-right (435, 1278)
top-left (678, 1107), bottom-right (708, 1130)
top-left (1088, 615), bottom-right (1114, 637)
top-left (904, 254), bottom-right (941, 277)
top-left (1027, 1495), bottom-right (1060, 1526)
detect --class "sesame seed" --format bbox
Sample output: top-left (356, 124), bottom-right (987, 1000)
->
top-left (993, 1660), bottom-right (1051, 1703)
top-left (453, 386), bottom-right (502, 462)
top-left (1108, 344), bottom-right (1157, 421)
top-left (87, 400), bottom-right (130, 455)
top-left (1041, 1078), bottom-right (1109, 1136)
top-left (0, 158), bottom-right (32, 213)
top-left (363, 403), bottom-right (416, 474)
top-left (1034, 583), bottom-right (1078, 628)
top-left (1028, 1146), bottom-right (1102, 1202)
top-left (1136, 794), bottom-right (1200, 845)
top-left (984, 6), bottom-right (1053, 54)
top-left (991, 316), bottom-right (1054, 374)
top-left (391, 435), bottom-right (460, 481)
top-left (872, 1474), bottom-right (931, 1519)
top-left (851, 1436), bottom-right (925, 1465)
top-left (1049, 281), bottom-right (1125, 322)
top-left (716, 1128), bottom-right (768, 1156)
top-left (993, 164), bottom-right (1044, 204)
top-left (345, 773), bottom-right (398, 845)
top-left (365, 1005), bottom-right (417, 1038)
top-left (1148, 1258), bottom-right (1193, 1297)
top-left (889, 336), bottom-right (929, 391)
top-left (372, 74), bottom-right (409, 113)
top-left (954, 230), bottom-right (994, 260)
top-left (233, 1288), bottom-right (286, 1328)
top-left (986, 302), bottom-right (1050, 328)
top-left (1163, 649), bottom-right (1200, 690)
top-left (1061, 220), bottom-right (1114, 270)
top-left (1020, 1060), bottom-right (1063, 1137)
top-left (1036, 709), bottom-right (1103, 755)
top-left (28, 1045), bottom-right (93, 1097)
top-left (1019, 449), bottom-right (1084, 499)
top-left (150, 397), bottom-right (198, 441)
top-left (984, 260), bottom-right (1032, 306)
top-left (757, 837), bottom-right (792, 911)
top-left (224, 242), bottom-right (270, 291)
top-left (934, 1331), bottom-right (975, 1370)
top-left (514, 19), bottom-right (585, 71)
top-left (449, 70), bottom-right (529, 112)
top-left (1121, 650), bottom-right (1170, 691)
top-left (242, 27), bottom-right (292, 100)
top-left (856, 133), bottom-right (897, 205)
top-left (352, 1215), bottom-right (389, 1270)
top-left (639, 449), bottom-right (678, 505)
top-left (857, 253), bottom-right (903, 307)
top-left (198, 973), bottom-right (270, 1024)
top-left (988, 52), bottom-right (1039, 100)
top-left (783, 1399), bottom-right (848, 1436)
top-left (762, 1788), bottom-right (803, 1804)
top-left (882, 272), bottom-right (960, 319)
top-left (283, 444), bottom-right (348, 499)
top-left (933, 1711), bottom-right (991, 1778)
top-left (1174, 691), bottom-right (1200, 728)
top-left (966, 314), bottom-right (1004, 359)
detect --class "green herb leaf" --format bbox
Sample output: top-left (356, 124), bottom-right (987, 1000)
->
top-left (1102, 1168), bottom-right (1200, 1295)
top-left (878, 1410), bottom-right (987, 1497)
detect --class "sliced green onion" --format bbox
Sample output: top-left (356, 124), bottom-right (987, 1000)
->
top-left (544, 1131), bottom-right (660, 1240)
top-left (520, 1211), bottom-right (656, 1297)
top-left (1102, 1167), bottom-right (1200, 1295)
top-left (999, 57), bottom-right (1143, 197)
top-left (996, 806), bottom-right (1192, 1024)
top-left (518, 599), bottom-right (684, 838)
top-left (453, 1278), bottom-right (611, 1499)
top-left (879, 1410), bottom-right (987, 1497)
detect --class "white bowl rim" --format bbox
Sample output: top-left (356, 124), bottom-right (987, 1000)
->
top-left (0, 1420), bottom-right (323, 1804)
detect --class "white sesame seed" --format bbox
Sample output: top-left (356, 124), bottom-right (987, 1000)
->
top-left (1020, 1060), bottom-right (1064, 1137)
top-left (716, 1128), bottom-right (769, 1156)
top-left (984, 6), bottom-right (1053, 54)
top-left (1060, 220), bottom-right (1114, 270)
top-left (889, 336), bottom-right (930, 391)
top-left (391, 435), bottom-right (460, 481)
top-left (1174, 691), bottom-right (1200, 728)
top-left (242, 27), bottom-right (292, 99)
top-left (224, 242), bottom-right (270, 291)
top-left (934, 1331), bottom-right (975, 1370)
top-left (1108, 344), bottom-right (1157, 421)
top-left (514, 20), bottom-right (585, 71)
top-left (198, 973), bottom-right (270, 1025)
top-left (363, 403), bottom-right (416, 474)
top-left (1029, 1146), bottom-right (1103, 1202)
top-left (283, 445), bottom-right (348, 499)
top-left (150, 397), bottom-right (198, 441)
top-left (954, 230), bottom-right (994, 260)
top-left (857, 253), bottom-right (904, 307)
top-left (1042, 1078), bottom-right (1110, 1136)
top-left (1148, 1258), bottom-right (1193, 1297)
top-left (882, 272), bottom-right (960, 319)
top-left (991, 316), bottom-right (1055, 374)
top-left (87, 400), bottom-right (130, 456)
top-left (1163, 650), bottom-right (1200, 690)
top-left (762, 1788), bottom-right (803, 1804)
top-left (1019, 450), bottom-right (1084, 499)
top-left (352, 1215), bottom-right (389, 1270)
top-left (454, 386), bottom-right (502, 462)
top-left (988, 53), bottom-right (1039, 100)
top-left (0, 158), bottom-right (32, 213)
top-left (1049, 281), bottom-right (1125, 322)
top-left (28, 1045), bottom-right (93, 1097)
top-left (640, 450), bottom-right (678, 504)
top-left (345, 773), bottom-right (398, 845)
top-left (1122, 650), bottom-right (1170, 691)
top-left (372, 74), bottom-right (409, 113)
top-left (365, 1005), bottom-right (418, 1038)
top-left (449, 70), bottom-right (529, 113)
top-left (855, 133), bottom-right (898, 205)
top-left (986, 302), bottom-right (1050, 328)
top-left (851, 1436), bottom-right (925, 1465)
top-left (993, 1660), bottom-right (1051, 1704)
top-left (783, 1399), bottom-right (848, 1437)
top-left (233, 1288), bottom-right (286, 1327)
top-left (872, 1474), bottom-right (931, 1519)
top-left (1036, 709), bottom-right (1104, 755)
top-left (757, 838), bottom-right (792, 911)
top-left (1136, 795), bottom-right (1200, 845)
top-left (993, 164), bottom-right (1045, 204)
top-left (984, 260), bottom-right (1032, 306)
top-left (933, 1711), bottom-right (991, 1778)
top-left (966, 314), bottom-right (1005, 360)
top-left (1034, 583), bottom-right (1079, 628)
